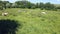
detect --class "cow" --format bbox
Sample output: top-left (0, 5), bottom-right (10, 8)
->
top-left (2, 12), bottom-right (8, 16)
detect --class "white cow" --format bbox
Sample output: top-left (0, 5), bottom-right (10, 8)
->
top-left (2, 12), bottom-right (8, 16)
top-left (41, 12), bottom-right (46, 14)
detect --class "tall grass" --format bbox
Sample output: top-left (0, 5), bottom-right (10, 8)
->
top-left (0, 8), bottom-right (60, 34)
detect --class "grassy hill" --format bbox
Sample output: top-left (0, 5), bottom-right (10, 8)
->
top-left (0, 8), bottom-right (60, 34)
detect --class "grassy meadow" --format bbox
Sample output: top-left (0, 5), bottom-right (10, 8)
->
top-left (0, 8), bottom-right (60, 34)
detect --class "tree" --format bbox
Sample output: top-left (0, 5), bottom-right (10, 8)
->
top-left (0, 1), bottom-right (3, 10)
top-left (2, 1), bottom-right (9, 9)
top-left (15, 1), bottom-right (26, 8)
top-left (35, 3), bottom-right (39, 8)
top-left (39, 2), bottom-right (45, 10)
top-left (15, 1), bottom-right (35, 8)
top-left (26, 2), bottom-right (35, 9)
top-left (44, 2), bottom-right (55, 10)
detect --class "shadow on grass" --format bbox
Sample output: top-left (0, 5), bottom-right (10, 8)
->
top-left (0, 19), bottom-right (21, 34)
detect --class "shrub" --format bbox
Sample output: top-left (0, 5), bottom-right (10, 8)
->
top-left (31, 6), bottom-right (36, 9)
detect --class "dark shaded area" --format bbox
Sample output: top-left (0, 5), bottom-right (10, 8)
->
top-left (0, 19), bottom-right (21, 34)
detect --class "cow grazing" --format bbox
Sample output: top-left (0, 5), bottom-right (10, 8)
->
top-left (2, 12), bottom-right (8, 16)
top-left (41, 12), bottom-right (46, 14)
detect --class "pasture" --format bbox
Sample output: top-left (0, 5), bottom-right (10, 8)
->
top-left (0, 8), bottom-right (60, 34)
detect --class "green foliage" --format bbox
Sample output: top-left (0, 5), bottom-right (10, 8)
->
top-left (56, 6), bottom-right (60, 9)
top-left (0, 1), bottom-right (59, 10)
top-left (0, 6), bottom-right (3, 10)
top-left (15, 1), bottom-right (33, 8)
top-left (39, 2), bottom-right (45, 8)
top-left (44, 2), bottom-right (55, 10)
top-left (35, 3), bottom-right (39, 8)
top-left (31, 6), bottom-right (36, 9)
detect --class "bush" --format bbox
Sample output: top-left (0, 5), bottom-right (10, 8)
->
top-left (56, 6), bottom-right (60, 9)
top-left (0, 6), bottom-right (3, 10)
top-left (31, 6), bottom-right (36, 9)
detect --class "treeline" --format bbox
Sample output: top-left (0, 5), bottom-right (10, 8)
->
top-left (0, 1), bottom-right (60, 10)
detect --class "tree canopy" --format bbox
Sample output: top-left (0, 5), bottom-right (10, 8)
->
top-left (0, 0), bottom-right (60, 10)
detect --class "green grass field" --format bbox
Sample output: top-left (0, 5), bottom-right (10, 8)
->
top-left (0, 8), bottom-right (60, 34)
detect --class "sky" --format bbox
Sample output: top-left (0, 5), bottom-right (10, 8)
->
top-left (1, 0), bottom-right (60, 4)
